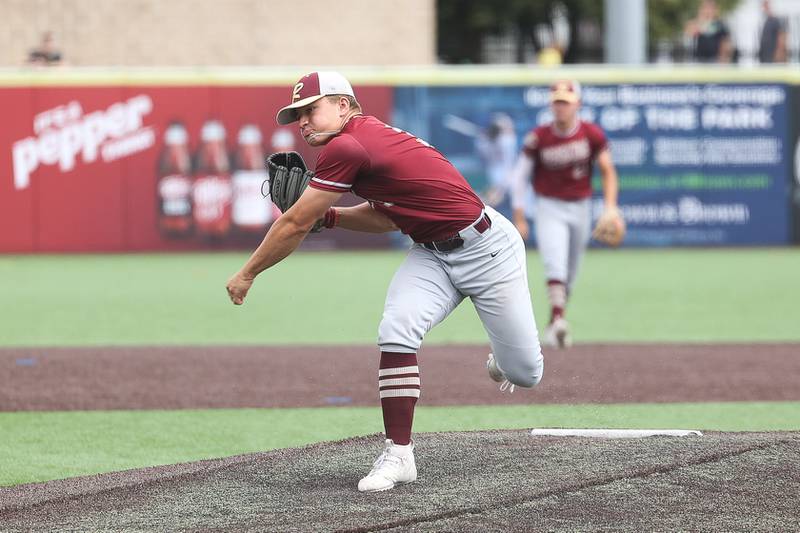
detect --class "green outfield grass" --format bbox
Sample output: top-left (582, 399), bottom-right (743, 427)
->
top-left (2, 249), bottom-right (798, 488)
top-left (2, 402), bottom-right (799, 486)
top-left (0, 248), bottom-right (798, 346)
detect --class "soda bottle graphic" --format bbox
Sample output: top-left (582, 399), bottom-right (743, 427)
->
top-left (231, 125), bottom-right (272, 232)
top-left (192, 120), bottom-right (233, 239)
top-left (156, 122), bottom-right (193, 237)
top-left (271, 127), bottom-right (296, 153)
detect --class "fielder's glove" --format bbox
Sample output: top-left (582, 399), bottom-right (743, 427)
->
top-left (264, 151), bottom-right (324, 232)
top-left (592, 206), bottom-right (626, 247)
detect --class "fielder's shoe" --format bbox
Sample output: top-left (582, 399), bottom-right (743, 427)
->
top-left (486, 353), bottom-right (515, 393)
top-left (544, 317), bottom-right (572, 349)
top-left (358, 439), bottom-right (417, 492)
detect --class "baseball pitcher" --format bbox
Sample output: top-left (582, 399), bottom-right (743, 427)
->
top-left (226, 72), bottom-right (544, 492)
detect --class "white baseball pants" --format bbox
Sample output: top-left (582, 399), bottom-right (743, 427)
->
top-left (533, 195), bottom-right (592, 292)
top-left (378, 206), bottom-right (543, 388)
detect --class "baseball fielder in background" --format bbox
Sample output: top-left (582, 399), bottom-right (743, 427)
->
top-left (510, 80), bottom-right (624, 348)
top-left (226, 71), bottom-right (544, 492)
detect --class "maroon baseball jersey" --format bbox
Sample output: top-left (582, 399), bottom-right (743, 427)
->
top-left (309, 115), bottom-right (484, 242)
top-left (522, 121), bottom-right (608, 201)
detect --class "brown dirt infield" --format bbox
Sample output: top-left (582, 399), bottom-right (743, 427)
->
top-left (2, 343), bottom-right (799, 531)
top-left (2, 343), bottom-right (799, 411)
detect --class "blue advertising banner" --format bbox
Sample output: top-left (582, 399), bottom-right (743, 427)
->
top-left (394, 83), bottom-right (791, 246)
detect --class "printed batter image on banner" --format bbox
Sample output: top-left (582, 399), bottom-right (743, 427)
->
top-left (394, 87), bottom-right (527, 218)
top-left (394, 83), bottom-right (792, 247)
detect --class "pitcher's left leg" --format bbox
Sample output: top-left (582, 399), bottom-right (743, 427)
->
top-left (464, 212), bottom-right (543, 388)
top-left (475, 280), bottom-right (544, 388)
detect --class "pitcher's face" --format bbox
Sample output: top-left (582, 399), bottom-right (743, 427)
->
top-left (297, 97), bottom-right (342, 146)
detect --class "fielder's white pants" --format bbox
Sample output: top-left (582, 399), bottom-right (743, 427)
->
top-left (378, 206), bottom-right (543, 388)
top-left (533, 195), bottom-right (591, 292)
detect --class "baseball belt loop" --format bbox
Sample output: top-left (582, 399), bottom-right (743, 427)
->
top-left (463, 210), bottom-right (490, 238)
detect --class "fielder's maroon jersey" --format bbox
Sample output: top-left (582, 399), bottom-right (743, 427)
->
top-left (522, 121), bottom-right (608, 201)
top-left (309, 115), bottom-right (484, 242)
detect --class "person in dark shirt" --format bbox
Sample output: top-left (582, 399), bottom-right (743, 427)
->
top-left (684, 0), bottom-right (734, 63)
top-left (758, 0), bottom-right (787, 63)
top-left (27, 31), bottom-right (63, 66)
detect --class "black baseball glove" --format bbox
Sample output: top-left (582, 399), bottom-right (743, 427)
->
top-left (263, 151), bottom-right (324, 232)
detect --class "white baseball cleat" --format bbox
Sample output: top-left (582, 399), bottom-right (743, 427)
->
top-left (486, 353), bottom-right (515, 393)
top-left (486, 353), bottom-right (504, 382)
top-left (542, 324), bottom-right (557, 347)
top-left (358, 439), bottom-right (417, 492)
top-left (544, 317), bottom-right (572, 348)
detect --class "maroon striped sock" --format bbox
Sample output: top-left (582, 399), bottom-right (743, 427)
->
top-left (378, 352), bottom-right (419, 445)
top-left (547, 279), bottom-right (567, 323)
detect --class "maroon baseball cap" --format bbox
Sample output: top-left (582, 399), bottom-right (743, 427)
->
top-left (276, 71), bottom-right (356, 125)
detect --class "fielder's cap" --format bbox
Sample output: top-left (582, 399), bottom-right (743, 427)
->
top-left (550, 79), bottom-right (581, 103)
top-left (276, 71), bottom-right (355, 125)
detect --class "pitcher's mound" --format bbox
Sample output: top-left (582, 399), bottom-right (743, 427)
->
top-left (2, 430), bottom-right (798, 532)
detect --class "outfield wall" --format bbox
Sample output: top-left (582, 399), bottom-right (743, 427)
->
top-left (1, 67), bottom-right (799, 252)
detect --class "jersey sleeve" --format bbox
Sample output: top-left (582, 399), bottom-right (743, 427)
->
top-left (310, 135), bottom-right (370, 193)
top-left (521, 129), bottom-right (539, 158)
top-left (509, 153), bottom-right (534, 211)
top-left (586, 123), bottom-right (609, 157)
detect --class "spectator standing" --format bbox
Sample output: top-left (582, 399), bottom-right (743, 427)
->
top-left (684, 0), bottom-right (734, 63)
top-left (758, 0), bottom-right (787, 63)
top-left (27, 31), bottom-right (64, 66)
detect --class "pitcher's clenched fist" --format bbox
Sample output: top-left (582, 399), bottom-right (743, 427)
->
top-left (226, 271), bottom-right (254, 305)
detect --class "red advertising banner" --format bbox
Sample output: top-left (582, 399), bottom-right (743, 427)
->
top-left (0, 84), bottom-right (393, 252)
top-left (0, 88), bottom-right (35, 251)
